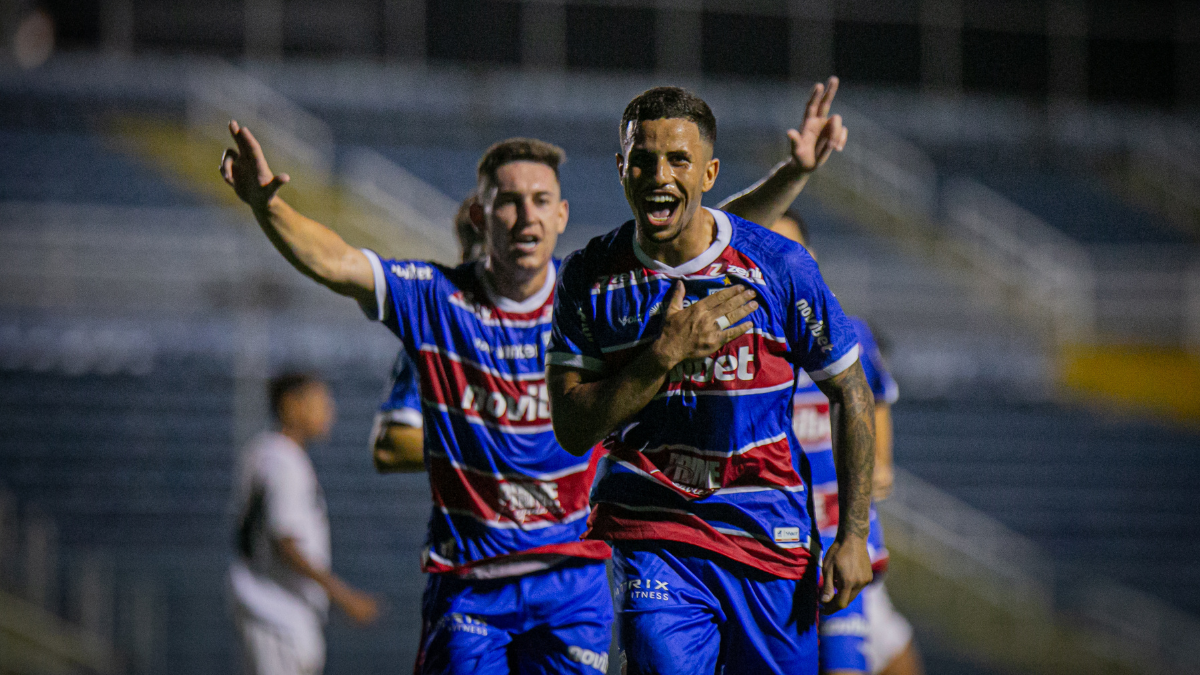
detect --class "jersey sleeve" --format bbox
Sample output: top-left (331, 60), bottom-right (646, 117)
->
top-left (377, 350), bottom-right (423, 428)
top-left (782, 247), bottom-right (860, 381)
top-left (260, 449), bottom-right (317, 543)
top-left (360, 249), bottom-right (440, 347)
top-left (853, 318), bottom-right (900, 404)
top-left (546, 252), bottom-right (605, 372)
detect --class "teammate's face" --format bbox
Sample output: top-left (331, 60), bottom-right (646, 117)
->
top-left (618, 118), bottom-right (719, 245)
top-left (478, 161), bottom-right (568, 278)
top-left (281, 382), bottom-right (336, 441)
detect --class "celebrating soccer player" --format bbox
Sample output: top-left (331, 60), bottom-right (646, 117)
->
top-left (218, 79), bottom-right (847, 673)
top-left (546, 84), bottom-right (874, 675)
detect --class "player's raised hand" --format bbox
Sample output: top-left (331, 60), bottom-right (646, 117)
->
top-left (650, 282), bottom-right (758, 372)
top-left (220, 120), bottom-right (290, 211)
top-left (820, 534), bottom-right (873, 611)
top-left (786, 76), bottom-right (848, 175)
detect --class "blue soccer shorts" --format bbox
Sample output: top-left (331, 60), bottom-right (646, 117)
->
top-left (612, 542), bottom-right (820, 675)
top-left (415, 559), bottom-right (613, 675)
top-left (819, 591), bottom-right (868, 673)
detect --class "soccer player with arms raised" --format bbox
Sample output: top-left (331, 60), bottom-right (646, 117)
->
top-left (219, 80), bottom-right (847, 673)
top-left (546, 87), bottom-right (875, 675)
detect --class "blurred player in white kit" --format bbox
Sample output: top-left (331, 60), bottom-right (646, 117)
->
top-left (229, 372), bottom-right (380, 675)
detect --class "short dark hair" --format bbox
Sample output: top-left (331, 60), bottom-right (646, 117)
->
top-left (782, 209), bottom-right (810, 246)
top-left (268, 371), bottom-right (322, 420)
top-left (476, 138), bottom-right (566, 192)
top-left (620, 87), bottom-right (717, 148)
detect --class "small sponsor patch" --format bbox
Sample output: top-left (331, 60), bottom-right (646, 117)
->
top-left (774, 526), bottom-right (801, 543)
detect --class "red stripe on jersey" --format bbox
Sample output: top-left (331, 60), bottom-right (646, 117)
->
top-left (605, 436), bottom-right (802, 499)
top-left (427, 454), bottom-right (594, 528)
top-left (585, 504), bottom-right (811, 580)
top-left (417, 350), bottom-right (552, 431)
top-left (423, 540), bottom-right (613, 575)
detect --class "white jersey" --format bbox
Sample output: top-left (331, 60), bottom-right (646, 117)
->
top-left (229, 431), bottom-right (331, 631)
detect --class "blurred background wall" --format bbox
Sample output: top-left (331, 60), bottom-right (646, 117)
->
top-left (0, 0), bottom-right (1198, 673)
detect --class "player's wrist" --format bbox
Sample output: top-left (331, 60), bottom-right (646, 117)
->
top-left (782, 157), bottom-right (812, 180)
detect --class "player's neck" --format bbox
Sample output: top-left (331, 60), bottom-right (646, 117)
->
top-left (482, 259), bottom-right (548, 304)
top-left (279, 426), bottom-right (310, 451)
top-left (638, 208), bottom-right (716, 268)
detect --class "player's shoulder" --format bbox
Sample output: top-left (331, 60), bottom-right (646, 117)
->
top-left (723, 211), bottom-right (820, 281)
top-left (247, 432), bottom-right (308, 474)
top-left (558, 221), bottom-right (639, 286)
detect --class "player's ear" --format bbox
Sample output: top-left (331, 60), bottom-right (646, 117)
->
top-left (615, 153), bottom-right (626, 182)
top-left (469, 200), bottom-right (486, 235)
top-left (556, 199), bottom-right (569, 234)
top-left (702, 157), bottom-right (720, 192)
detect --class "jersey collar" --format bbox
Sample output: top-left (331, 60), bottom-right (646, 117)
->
top-left (631, 207), bottom-right (732, 277)
top-left (475, 258), bottom-right (557, 313)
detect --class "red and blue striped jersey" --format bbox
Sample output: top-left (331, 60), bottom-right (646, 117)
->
top-left (546, 209), bottom-right (860, 580)
top-left (362, 251), bottom-right (611, 577)
top-left (793, 316), bottom-right (898, 575)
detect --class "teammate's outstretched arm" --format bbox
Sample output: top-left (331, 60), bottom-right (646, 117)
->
top-left (718, 77), bottom-right (848, 227)
top-left (220, 121), bottom-right (375, 306)
top-left (815, 361), bottom-right (876, 610)
top-left (547, 283), bottom-right (758, 456)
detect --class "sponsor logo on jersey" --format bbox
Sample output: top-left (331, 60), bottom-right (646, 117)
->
top-left (792, 404), bottom-right (831, 443)
top-left (473, 338), bottom-right (539, 359)
top-left (704, 262), bottom-right (764, 284)
top-left (440, 612), bottom-right (489, 636)
top-left (664, 453), bottom-right (722, 491)
top-left (668, 346), bottom-right (756, 384)
top-left (566, 646), bottom-right (609, 673)
top-left (774, 526), bottom-right (801, 543)
top-left (390, 262), bottom-right (434, 281)
top-left (460, 383), bottom-right (550, 422)
top-left (616, 299), bottom-right (664, 326)
top-left (497, 480), bottom-right (564, 522)
top-left (796, 299), bottom-right (833, 353)
top-left (617, 577), bottom-right (671, 602)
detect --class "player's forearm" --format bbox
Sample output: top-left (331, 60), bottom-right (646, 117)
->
top-left (276, 537), bottom-right (344, 596)
top-left (252, 197), bottom-right (374, 300)
top-left (718, 160), bottom-right (809, 227)
top-left (548, 349), bottom-right (672, 455)
top-left (818, 363), bottom-right (875, 541)
top-left (372, 424), bottom-right (425, 473)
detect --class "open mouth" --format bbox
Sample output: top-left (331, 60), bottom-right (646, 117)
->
top-left (512, 232), bottom-right (540, 254)
top-left (642, 193), bottom-right (681, 227)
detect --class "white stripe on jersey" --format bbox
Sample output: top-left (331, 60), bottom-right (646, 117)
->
top-left (418, 343), bottom-right (545, 382)
top-left (438, 504), bottom-right (592, 530)
top-left (427, 448), bottom-right (592, 482)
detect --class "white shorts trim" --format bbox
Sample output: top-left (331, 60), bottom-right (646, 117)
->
top-left (863, 581), bottom-right (914, 674)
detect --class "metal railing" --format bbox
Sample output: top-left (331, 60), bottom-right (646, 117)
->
top-left (882, 469), bottom-right (1200, 674)
top-left (186, 61), bottom-right (459, 263)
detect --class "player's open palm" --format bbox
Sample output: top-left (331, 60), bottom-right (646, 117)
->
top-left (220, 120), bottom-right (290, 211)
top-left (820, 535), bottom-right (872, 611)
top-left (788, 76), bottom-right (849, 174)
top-left (652, 282), bottom-right (758, 370)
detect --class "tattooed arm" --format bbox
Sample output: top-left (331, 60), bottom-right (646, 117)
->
top-left (815, 359), bottom-right (876, 609)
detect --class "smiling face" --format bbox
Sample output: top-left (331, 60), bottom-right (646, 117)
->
top-left (618, 118), bottom-right (720, 249)
top-left (477, 160), bottom-right (569, 282)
